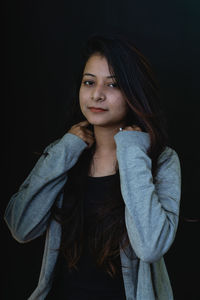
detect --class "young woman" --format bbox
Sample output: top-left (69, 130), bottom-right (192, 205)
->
top-left (4, 33), bottom-right (181, 300)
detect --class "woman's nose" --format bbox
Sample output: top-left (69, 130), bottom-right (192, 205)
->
top-left (91, 85), bottom-right (106, 101)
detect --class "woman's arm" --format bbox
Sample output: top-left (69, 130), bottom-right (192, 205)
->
top-left (4, 133), bottom-right (88, 243)
top-left (114, 130), bottom-right (181, 263)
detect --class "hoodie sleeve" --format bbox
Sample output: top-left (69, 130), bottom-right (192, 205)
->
top-left (4, 133), bottom-right (88, 243)
top-left (114, 130), bottom-right (181, 263)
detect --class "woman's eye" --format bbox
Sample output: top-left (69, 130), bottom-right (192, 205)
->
top-left (108, 82), bottom-right (118, 88)
top-left (83, 80), bottom-right (94, 86)
top-left (82, 80), bottom-right (119, 88)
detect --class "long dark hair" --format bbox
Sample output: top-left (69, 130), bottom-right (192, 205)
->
top-left (51, 33), bottom-right (171, 278)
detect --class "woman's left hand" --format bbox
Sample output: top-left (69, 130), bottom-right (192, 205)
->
top-left (122, 125), bottom-right (142, 132)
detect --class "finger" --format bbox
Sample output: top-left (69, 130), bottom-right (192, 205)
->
top-left (87, 135), bottom-right (95, 143)
top-left (72, 120), bottom-right (89, 128)
top-left (79, 120), bottom-right (90, 127)
top-left (123, 125), bottom-right (142, 131)
top-left (84, 129), bottom-right (94, 136)
top-left (76, 127), bottom-right (94, 138)
top-left (123, 126), bottom-right (133, 131)
top-left (131, 125), bottom-right (142, 131)
top-left (85, 136), bottom-right (95, 148)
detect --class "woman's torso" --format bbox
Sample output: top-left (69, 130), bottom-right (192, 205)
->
top-left (45, 172), bottom-right (126, 300)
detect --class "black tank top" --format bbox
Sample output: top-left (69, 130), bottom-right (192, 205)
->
top-left (46, 173), bottom-right (126, 300)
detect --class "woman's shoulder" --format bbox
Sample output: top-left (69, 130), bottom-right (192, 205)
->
top-left (42, 133), bottom-right (88, 155)
top-left (158, 146), bottom-right (180, 164)
top-left (156, 145), bottom-right (181, 180)
top-left (43, 138), bottom-right (61, 153)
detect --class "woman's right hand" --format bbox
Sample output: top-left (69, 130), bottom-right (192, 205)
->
top-left (68, 120), bottom-right (95, 148)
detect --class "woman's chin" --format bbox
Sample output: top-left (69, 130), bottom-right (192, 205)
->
top-left (83, 115), bottom-right (123, 128)
top-left (87, 119), bottom-right (110, 127)
top-left (84, 117), bottom-right (106, 126)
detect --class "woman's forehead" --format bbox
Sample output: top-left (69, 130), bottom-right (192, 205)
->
top-left (84, 55), bottom-right (114, 77)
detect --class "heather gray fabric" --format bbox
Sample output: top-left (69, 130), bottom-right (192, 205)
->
top-left (4, 131), bottom-right (181, 300)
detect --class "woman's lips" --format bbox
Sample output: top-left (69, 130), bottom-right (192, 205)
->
top-left (89, 107), bottom-right (107, 113)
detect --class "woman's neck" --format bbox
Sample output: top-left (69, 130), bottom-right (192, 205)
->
top-left (93, 124), bottom-right (124, 157)
top-left (88, 124), bottom-right (123, 176)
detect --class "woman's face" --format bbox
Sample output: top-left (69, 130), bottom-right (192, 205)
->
top-left (79, 54), bottom-right (129, 128)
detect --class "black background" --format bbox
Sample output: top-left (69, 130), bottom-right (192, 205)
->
top-left (3, 0), bottom-right (200, 299)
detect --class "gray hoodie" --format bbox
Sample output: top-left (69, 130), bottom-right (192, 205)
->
top-left (4, 130), bottom-right (181, 300)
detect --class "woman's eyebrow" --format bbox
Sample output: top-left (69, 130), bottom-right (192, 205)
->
top-left (83, 73), bottom-right (116, 79)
